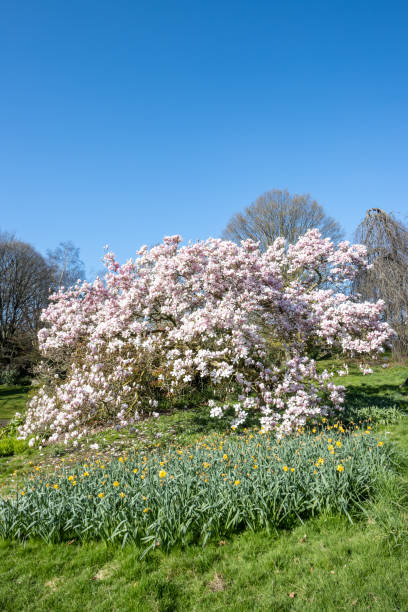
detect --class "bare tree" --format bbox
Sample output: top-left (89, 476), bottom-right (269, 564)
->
top-left (354, 208), bottom-right (408, 358)
top-left (222, 189), bottom-right (344, 250)
top-left (0, 233), bottom-right (53, 373)
top-left (47, 241), bottom-right (85, 289)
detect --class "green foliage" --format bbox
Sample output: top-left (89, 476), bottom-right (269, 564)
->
top-left (0, 368), bottom-right (19, 386)
top-left (345, 404), bottom-right (406, 426)
top-left (0, 429), bottom-right (390, 555)
top-left (0, 415), bottom-right (27, 443)
top-left (0, 437), bottom-right (27, 457)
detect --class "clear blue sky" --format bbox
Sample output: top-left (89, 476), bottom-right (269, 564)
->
top-left (1, 0), bottom-right (407, 277)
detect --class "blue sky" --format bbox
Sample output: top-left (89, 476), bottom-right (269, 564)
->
top-left (1, 0), bottom-right (407, 277)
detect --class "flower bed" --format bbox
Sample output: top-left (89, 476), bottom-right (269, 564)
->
top-left (0, 426), bottom-right (390, 556)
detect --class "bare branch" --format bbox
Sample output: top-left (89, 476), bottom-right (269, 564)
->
top-left (353, 208), bottom-right (408, 357)
top-left (222, 189), bottom-right (344, 250)
top-left (0, 235), bottom-right (54, 373)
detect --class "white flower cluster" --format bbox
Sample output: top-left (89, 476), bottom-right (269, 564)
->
top-left (18, 230), bottom-right (394, 445)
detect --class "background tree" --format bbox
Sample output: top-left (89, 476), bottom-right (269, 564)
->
top-left (0, 233), bottom-right (53, 376)
top-left (353, 208), bottom-right (408, 358)
top-left (47, 241), bottom-right (86, 289)
top-left (222, 189), bottom-right (344, 250)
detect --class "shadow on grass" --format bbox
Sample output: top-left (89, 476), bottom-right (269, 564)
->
top-left (0, 386), bottom-right (30, 399)
top-left (170, 408), bottom-right (228, 437)
top-left (181, 407), bottom-right (261, 437)
top-left (345, 382), bottom-right (408, 411)
top-left (165, 381), bottom-right (408, 441)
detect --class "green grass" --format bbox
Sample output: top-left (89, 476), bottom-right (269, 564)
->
top-left (381, 417), bottom-right (408, 453)
top-left (0, 361), bottom-right (408, 610)
top-left (325, 359), bottom-right (408, 412)
top-left (0, 384), bottom-right (30, 421)
top-left (1, 515), bottom-right (407, 611)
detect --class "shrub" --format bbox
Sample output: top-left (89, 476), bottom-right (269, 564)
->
top-left (18, 230), bottom-right (393, 447)
top-left (0, 437), bottom-right (27, 457)
top-left (0, 368), bottom-right (19, 386)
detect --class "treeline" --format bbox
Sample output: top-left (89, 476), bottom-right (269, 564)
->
top-left (1, 189), bottom-right (407, 383)
top-left (0, 234), bottom-right (85, 382)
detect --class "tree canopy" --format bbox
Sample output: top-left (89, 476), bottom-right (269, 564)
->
top-left (222, 189), bottom-right (344, 250)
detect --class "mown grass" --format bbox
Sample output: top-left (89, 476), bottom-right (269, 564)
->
top-left (0, 384), bottom-right (30, 421)
top-left (323, 359), bottom-right (408, 412)
top-left (0, 361), bottom-right (407, 611)
top-left (1, 513), bottom-right (408, 612)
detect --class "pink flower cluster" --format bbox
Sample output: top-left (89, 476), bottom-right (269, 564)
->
top-left (18, 229), bottom-right (394, 445)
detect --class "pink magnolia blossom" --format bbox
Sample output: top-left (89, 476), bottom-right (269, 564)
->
top-left (18, 230), bottom-right (394, 445)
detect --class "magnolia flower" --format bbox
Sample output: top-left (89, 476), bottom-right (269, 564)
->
top-left (18, 230), bottom-right (393, 445)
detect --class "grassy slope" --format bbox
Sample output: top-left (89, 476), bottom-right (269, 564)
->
top-left (0, 385), bottom-right (30, 420)
top-left (1, 515), bottom-right (408, 612)
top-left (335, 363), bottom-right (408, 411)
top-left (0, 363), bottom-right (408, 611)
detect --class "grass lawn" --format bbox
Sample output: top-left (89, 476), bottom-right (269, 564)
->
top-left (335, 363), bottom-right (408, 412)
top-left (0, 385), bottom-right (30, 421)
top-left (0, 361), bottom-right (408, 611)
top-left (1, 513), bottom-right (408, 612)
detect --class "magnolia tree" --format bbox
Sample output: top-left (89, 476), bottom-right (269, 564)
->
top-left (18, 230), bottom-right (393, 447)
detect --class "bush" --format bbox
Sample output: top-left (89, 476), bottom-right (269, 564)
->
top-left (0, 410), bottom-right (27, 441)
top-left (0, 437), bottom-right (27, 457)
top-left (0, 368), bottom-right (19, 386)
top-left (19, 231), bottom-right (393, 446)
